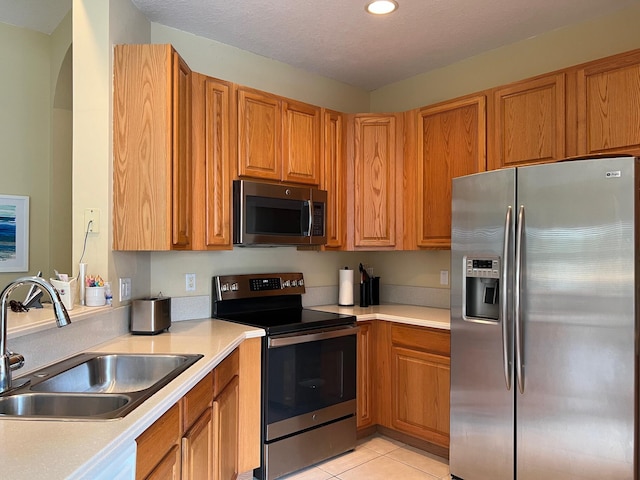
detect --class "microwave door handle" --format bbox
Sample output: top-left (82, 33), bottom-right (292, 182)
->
top-left (307, 200), bottom-right (313, 237)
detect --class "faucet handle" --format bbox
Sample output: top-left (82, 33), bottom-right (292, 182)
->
top-left (7, 351), bottom-right (24, 371)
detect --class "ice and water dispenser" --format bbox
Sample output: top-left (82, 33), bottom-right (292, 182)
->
top-left (464, 256), bottom-right (500, 321)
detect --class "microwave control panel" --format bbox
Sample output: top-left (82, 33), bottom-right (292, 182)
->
top-left (312, 202), bottom-right (325, 236)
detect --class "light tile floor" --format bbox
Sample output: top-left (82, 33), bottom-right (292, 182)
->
top-left (275, 434), bottom-right (450, 480)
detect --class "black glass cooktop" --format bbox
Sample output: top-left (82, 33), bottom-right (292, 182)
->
top-left (214, 307), bottom-right (355, 335)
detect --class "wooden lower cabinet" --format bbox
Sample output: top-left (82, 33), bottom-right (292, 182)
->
top-left (357, 321), bottom-right (451, 454)
top-left (136, 342), bottom-right (259, 479)
top-left (182, 408), bottom-right (213, 480)
top-left (148, 445), bottom-right (182, 480)
top-left (356, 321), bottom-right (375, 430)
top-left (213, 376), bottom-right (240, 480)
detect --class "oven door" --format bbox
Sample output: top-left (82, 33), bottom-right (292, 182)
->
top-left (264, 325), bottom-right (357, 441)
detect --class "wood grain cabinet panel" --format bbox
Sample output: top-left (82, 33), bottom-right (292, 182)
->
top-left (283, 99), bottom-right (321, 185)
top-left (357, 320), bottom-right (375, 431)
top-left (181, 409), bottom-right (213, 480)
top-left (391, 346), bottom-right (450, 448)
top-left (349, 114), bottom-right (404, 250)
top-left (322, 109), bottom-right (346, 249)
top-left (489, 74), bottom-right (565, 169)
top-left (415, 96), bottom-right (486, 249)
top-left (113, 44), bottom-right (192, 251)
top-left (136, 404), bottom-right (181, 480)
top-left (576, 50), bottom-right (640, 156)
top-left (389, 324), bottom-right (451, 449)
top-left (192, 73), bottom-right (233, 250)
top-left (213, 376), bottom-right (240, 480)
top-left (146, 445), bottom-right (181, 480)
top-left (237, 87), bottom-right (282, 181)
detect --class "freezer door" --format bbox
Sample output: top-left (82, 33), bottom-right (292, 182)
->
top-left (450, 168), bottom-right (516, 480)
top-left (516, 156), bottom-right (637, 479)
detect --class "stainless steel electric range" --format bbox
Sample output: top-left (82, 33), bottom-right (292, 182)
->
top-left (212, 272), bottom-right (357, 480)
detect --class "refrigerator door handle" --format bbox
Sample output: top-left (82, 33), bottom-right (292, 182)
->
top-left (502, 206), bottom-right (512, 391)
top-left (515, 205), bottom-right (525, 394)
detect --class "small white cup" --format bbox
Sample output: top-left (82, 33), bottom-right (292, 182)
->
top-left (50, 277), bottom-right (76, 311)
top-left (85, 286), bottom-right (106, 307)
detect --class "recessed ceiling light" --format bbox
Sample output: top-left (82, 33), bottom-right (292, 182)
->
top-left (366, 0), bottom-right (399, 15)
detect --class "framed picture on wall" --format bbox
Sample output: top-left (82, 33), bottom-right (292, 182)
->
top-left (0, 195), bottom-right (29, 272)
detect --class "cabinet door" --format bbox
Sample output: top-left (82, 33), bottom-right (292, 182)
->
top-left (147, 445), bottom-right (181, 480)
top-left (350, 114), bottom-right (403, 249)
top-left (283, 99), bottom-right (321, 185)
top-left (113, 44), bottom-right (192, 251)
top-left (322, 109), bottom-right (346, 249)
top-left (182, 408), bottom-right (213, 480)
top-left (391, 346), bottom-right (450, 448)
top-left (237, 88), bottom-right (281, 181)
top-left (490, 74), bottom-right (565, 169)
top-left (192, 74), bottom-right (233, 250)
top-left (417, 96), bottom-right (486, 248)
top-left (136, 403), bottom-right (181, 480)
top-left (213, 376), bottom-right (239, 480)
top-left (357, 320), bottom-right (375, 430)
top-left (171, 50), bottom-right (192, 249)
top-left (576, 50), bottom-right (640, 156)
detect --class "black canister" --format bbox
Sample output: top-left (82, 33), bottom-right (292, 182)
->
top-left (369, 277), bottom-right (380, 305)
top-left (359, 281), bottom-right (369, 307)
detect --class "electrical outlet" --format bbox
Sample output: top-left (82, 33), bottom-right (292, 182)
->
top-left (119, 277), bottom-right (132, 301)
top-left (185, 273), bottom-right (196, 292)
top-left (440, 270), bottom-right (449, 286)
top-left (84, 208), bottom-right (100, 233)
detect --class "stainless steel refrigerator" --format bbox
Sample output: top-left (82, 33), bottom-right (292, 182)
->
top-left (450, 155), bottom-right (638, 480)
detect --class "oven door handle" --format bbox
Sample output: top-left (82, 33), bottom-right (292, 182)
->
top-left (268, 325), bottom-right (358, 348)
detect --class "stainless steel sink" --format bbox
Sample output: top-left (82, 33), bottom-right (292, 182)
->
top-left (31, 354), bottom-right (198, 393)
top-left (0, 352), bottom-right (202, 420)
top-left (0, 393), bottom-right (131, 419)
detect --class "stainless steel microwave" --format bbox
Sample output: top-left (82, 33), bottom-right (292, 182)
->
top-left (233, 180), bottom-right (327, 246)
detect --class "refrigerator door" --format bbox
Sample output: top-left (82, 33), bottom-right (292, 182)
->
top-left (450, 168), bottom-right (516, 480)
top-left (516, 156), bottom-right (637, 479)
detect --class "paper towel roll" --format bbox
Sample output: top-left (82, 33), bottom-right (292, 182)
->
top-left (338, 268), bottom-right (354, 306)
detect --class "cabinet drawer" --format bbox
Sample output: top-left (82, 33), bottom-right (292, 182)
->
top-left (213, 349), bottom-right (239, 397)
top-left (182, 372), bottom-right (213, 432)
top-left (390, 324), bottom-right (450, 357)
top-left (136, 403), bottom-right (180, 480)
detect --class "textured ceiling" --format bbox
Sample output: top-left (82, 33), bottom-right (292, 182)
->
top-left (1, 0), bottom-right (635, 90)
top-left (130, 0), bottom-right (635, 90)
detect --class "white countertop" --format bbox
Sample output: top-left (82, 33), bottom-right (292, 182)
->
top-left (0, 318), bottom-right (264, 479)
top-left (310, 304), bottom-right (451, 330)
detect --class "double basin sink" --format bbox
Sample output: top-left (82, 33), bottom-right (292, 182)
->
top-left (0, 352), bottom-right (202, 420)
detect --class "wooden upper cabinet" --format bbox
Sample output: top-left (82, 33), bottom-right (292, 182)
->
top-left (191, 73), bottom-right (234, 250)
top-left (348, 113), bottom-right (404, 250)
top-left (414, 95), bottom-right (486, 249)
top-left (236, 88), bottom-right (321, 185)
top-left (322, 109), bottom-right (346, 249)
top-left (489, 73), bottom-right (565, 169)
top-left (113, 44), bottom-right (192, 251)
top-left (237, 87), bottom-right (282, 181)
top-left (576, 50), bottom-right (640, 156)
top-left (282, 99), bottom-right (321, 185)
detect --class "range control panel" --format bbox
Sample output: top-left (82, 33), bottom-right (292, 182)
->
top-left (466, 257), bottom-right (500, 279)
top-left (214, 272), bottom-right (305, 301)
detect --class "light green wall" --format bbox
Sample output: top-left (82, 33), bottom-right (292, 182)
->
top-left (0, 19), bottom-right (72, 288)
top-left (370, 3), bottom-right (640, 112)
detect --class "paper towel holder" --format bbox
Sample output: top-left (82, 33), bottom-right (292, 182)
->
top-left (338, 266), bottom-right (354, 307)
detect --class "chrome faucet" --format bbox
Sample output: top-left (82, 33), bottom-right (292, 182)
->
top-left (0, 276), bottom-right (71, 394)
